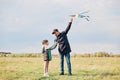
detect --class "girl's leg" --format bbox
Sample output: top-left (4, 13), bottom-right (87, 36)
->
top-left (44, 61), bottom-right (46, 74)
top-left (46, 61), bottom-right (49, 73)
top-left (44, 61), bottom-right (49, 76)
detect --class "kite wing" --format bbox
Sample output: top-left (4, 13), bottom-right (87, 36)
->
top-left (80, 10), bottom-right (89, 14)
top-left (85, 18), bottom-right (89, 21)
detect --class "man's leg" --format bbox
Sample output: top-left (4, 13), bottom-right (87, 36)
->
top-left (65, 53), bottom-right (72, 75)
top-left (60, 54), bottom-right (64, 74)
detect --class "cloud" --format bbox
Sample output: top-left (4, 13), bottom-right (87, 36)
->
top-left (71, 43), bottom-right (120, 53)
top-left (0, 0), bottom-right (120, 53)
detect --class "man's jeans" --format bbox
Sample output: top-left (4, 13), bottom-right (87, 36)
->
top-left (60, 53), bottom-right (72, 73)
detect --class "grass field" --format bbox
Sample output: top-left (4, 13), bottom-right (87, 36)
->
top-left (0, 57), bottom-right (120, 80)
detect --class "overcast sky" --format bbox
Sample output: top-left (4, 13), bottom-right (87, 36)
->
top-left (0, 0), bottom-right (120, 53)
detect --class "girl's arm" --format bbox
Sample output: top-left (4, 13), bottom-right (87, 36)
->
top-left (49, 42), bottom-right (57, 50)
top-left (42, 46), bottom-right (45, 53)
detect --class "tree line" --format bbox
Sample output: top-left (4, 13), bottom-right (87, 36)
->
top-left (0, 51), bottom-right (120, 57)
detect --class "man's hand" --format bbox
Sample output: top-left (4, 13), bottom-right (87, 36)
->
top-left (69, 18), bottom-right (73, 22)
top-left (54, 40), bottom-right (58, 44)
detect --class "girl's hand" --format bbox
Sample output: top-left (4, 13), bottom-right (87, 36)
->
top-left (54, 41), bottom-right (58, 44)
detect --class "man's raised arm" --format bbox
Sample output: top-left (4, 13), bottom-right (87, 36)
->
top-left (64, 18), bottom-right (73, 34)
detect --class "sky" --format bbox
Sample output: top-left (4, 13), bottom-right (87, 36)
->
top-left (0, 0), bottom-right (120, 54)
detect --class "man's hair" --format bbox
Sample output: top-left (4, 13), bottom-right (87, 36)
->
top-left (42, 40), bottom-right (48, 45)
top-left (52, 29), bottom-right (59, 34)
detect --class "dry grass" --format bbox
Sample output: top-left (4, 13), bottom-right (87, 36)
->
top-left (0, 57), bottom-right (120, 80)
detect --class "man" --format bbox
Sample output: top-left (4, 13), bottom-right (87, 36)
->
top-left (52, 18), bottom-right (73, 75)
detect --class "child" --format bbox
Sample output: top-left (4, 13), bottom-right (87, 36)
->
top-left (42, 40), bottom-right (57, 77)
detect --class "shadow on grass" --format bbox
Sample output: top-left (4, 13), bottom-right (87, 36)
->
top-left (50, 73), bottom-right (79, 77)
top-left (99, 72), bottom-right (119, 76)
top-left (38, 73), bottom-right (77, 80)
top-left (38, 77), bottom-right (47, 80)
top-left (38, 70), bottom-right (119, 80)
top-left (38, 77), bottom-right (57, 80)
top-left (78, 69), bottom-right (119, 77)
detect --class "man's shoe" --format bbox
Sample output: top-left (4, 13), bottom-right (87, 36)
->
top-left (68, 73), bottom-right (72, 76)
top-left (59, 73), bottom-right (64, 75)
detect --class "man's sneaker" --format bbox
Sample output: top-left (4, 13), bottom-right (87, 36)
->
top-left (68, 73), bottom-right (72, 76)
top-left (59, 73), bottom-right (64, 75)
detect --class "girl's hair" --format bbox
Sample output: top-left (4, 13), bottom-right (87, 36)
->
top-left (42, 40), bottom-right (48, 45)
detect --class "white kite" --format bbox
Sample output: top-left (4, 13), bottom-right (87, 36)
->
top-left (70, 11), bottom-right (90, 21)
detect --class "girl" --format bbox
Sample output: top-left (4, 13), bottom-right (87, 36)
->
top-left (42, 40), bottom-right (57, 77)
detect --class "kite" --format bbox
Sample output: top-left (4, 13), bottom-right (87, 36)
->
top-left (70, 11), bottom-right (90, 21)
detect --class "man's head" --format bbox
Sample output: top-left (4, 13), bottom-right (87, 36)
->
top-left (52, 29), bottom-right (60, 37)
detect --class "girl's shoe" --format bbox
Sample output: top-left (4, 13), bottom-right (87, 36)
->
top-left (44, 73), bottom-right (49, 77)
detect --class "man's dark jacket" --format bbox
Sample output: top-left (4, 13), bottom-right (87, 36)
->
top-left (55, 22), bottom-right (72, 55)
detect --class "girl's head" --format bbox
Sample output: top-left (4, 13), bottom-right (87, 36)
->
top-left (42, 40), bottom-right (49, 45)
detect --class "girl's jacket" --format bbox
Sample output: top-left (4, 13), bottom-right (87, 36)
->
top-left (42, 43), bottom-right (57, 61)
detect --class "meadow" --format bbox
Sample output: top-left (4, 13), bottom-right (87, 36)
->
top-left (0, 56), bottom-right (120, 80)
